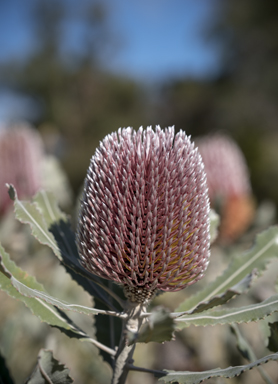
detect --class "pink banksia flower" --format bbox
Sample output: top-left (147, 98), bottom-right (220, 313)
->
top-left (196, 134), bottom-right (254, 242)
top-left (76, 126), bottom-right (210, 303)
top-left (0, 123), bottom-right (43, 214)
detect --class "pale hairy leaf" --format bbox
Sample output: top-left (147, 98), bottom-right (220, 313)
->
top-left (175, 295), bottom-right (278, 328)
top-left (8, 185), bottom-right (123, 309)
top-left (0, 243), bottom-right (88, 340)
top-left (0, 243), bottom-right (122, 321)
top-left (176, 226), bottom-right (278, 314)
top-left (33, 190), bottom-right (68, 226)
top-left (231, 324), bottom-right (274, 384)
top-left (26, 349), bottom-right (73, 384)
top-left (185, 271), bottom-right (257, 314)
top-left (7, 184), bottom-right (61, 258)
top-left (158, 352), bottom-right (278, 383)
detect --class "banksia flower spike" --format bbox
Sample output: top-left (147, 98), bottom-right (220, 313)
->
top-left (197, 134), bottom-right (254, 242)
top-left (77, 126), bottom-right (210, 303)
top-left (0, 123), bottom-right (43, 214)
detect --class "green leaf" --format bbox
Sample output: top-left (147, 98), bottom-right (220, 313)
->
top-left (127, 307), bottom-right (175, 345)
top-left (33, 190), bottom-right (68, 225)
top-left (176, 226), bottom-right (278, 314)
top-left (0, 244), bottom-right (88, 340)
top-left (175, 295), bottom-right (278, 328)
top-left (0, 242), bottom-right (121, 318)
top-left (157, 352), bottom-right (278, 383)
top-left (7, 185), bottom-right (60, 258)
top-left (26, 349), bottom-right (73, 384)
top-left (231, 324), bottom-right (257, 361)
top-left (187, 271), bottom-right (257, 314)
top-left (231, 324), bottom-right (275, 384)
top-left (209, 209), bottom-right (220, 243)
top-left (267, 322), bottom-right (278, 352)
top-left (8, 186), bottom-right (123, 310)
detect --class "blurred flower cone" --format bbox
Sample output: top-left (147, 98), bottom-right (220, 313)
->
top-left (220, 195), bottom-right (255, 242)
top-left (0, 122), bottom-right (73, 216)
top-left (197, 134), bottom-right (255, 242)
top-left (0, 123), bottom-right (43, 214)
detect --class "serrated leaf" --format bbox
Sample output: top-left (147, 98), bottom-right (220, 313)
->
top-left (188, 271), bottom-right (257, 314)
top-left (267, 322), bottom-right (278, 352)
top-left (33, 190), bottom-right (68, 225)
top-left (209, 209), bottom-right (220, 243)
top-left (0, 244), bottom-right (88, 340)
top-left (9, 186), bottom-right (123, 310)
top-left (157, 352), bottom-right (278, 383)
top-left (127, 307), bottom-right (175, 344)
top-left (175, 295), bottom-right (278, 328)
top-left (231, 324), bottom-right (274, 384)
top-left (176, 226), bottom-right (278, 314)
top-left (0, 242), bottom-right (121, 318)
top-left (26, 349), bottom-right (73, 384)
top-left (7, 185), bottom-right (60, 258)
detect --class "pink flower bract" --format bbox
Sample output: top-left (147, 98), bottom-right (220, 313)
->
top-left (77, 126), bottom-right (210, 301)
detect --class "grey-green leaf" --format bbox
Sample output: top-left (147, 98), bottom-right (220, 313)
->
top-left (175, 295), bottom-right (278, 328)
top-left (26, 349), bottom-right (73, 384)
top-left (7, 184), bottom-right (60, 258)
top-left (176, 226), bottom-right (278, 314)
top-left (231, 324), bottom-right (274, 384)
top-left (9, 186), bottom-right (123, 310)
top-left (0, 243), bottom-right (87, 340)
top-left (0, 242), bottom-right (121, 318)
top-left (157, 352), bottom-right (278, 383)
top-left (127, 307), bottom-right (175, 345)
top-left (186, 271), bottom-right (257, 314)
top-left (33, 189), bottom-right (68, 226)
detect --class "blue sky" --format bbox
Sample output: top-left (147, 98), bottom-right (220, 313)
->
top-left (106, 0), bottom-right (219, 81)
top-left (0, 0), bottom-right (219, 82)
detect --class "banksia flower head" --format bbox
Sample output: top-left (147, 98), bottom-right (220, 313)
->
top-left (77, 126), bottom-right (210, 303)
top-left (0, 123), bottom-right (43, 214)
top-left (196, 134), bottom-right (254, 242)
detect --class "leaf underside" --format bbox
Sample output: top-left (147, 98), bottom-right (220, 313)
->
top-left (26, 349), bottom-right (73, 384)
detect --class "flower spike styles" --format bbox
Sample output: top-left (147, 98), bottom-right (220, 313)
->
top-left (76, 126), bottom-right (210, 303)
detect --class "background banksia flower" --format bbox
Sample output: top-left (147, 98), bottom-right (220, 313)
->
top-left (77, 126), bottom-right (210, 303)
top-left (0, 123), bottom-right (43, 214)
top-left (196, 134), bottom-right (254, 242)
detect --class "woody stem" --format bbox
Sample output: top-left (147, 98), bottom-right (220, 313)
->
top-left (111, 301), bottom-right (146, 384)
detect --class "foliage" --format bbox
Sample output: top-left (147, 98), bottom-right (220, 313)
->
top-left (1, 186), bottom-right (278, 383)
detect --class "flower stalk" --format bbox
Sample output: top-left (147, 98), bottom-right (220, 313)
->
top-left (112, 301), bottom-right (146, 384)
